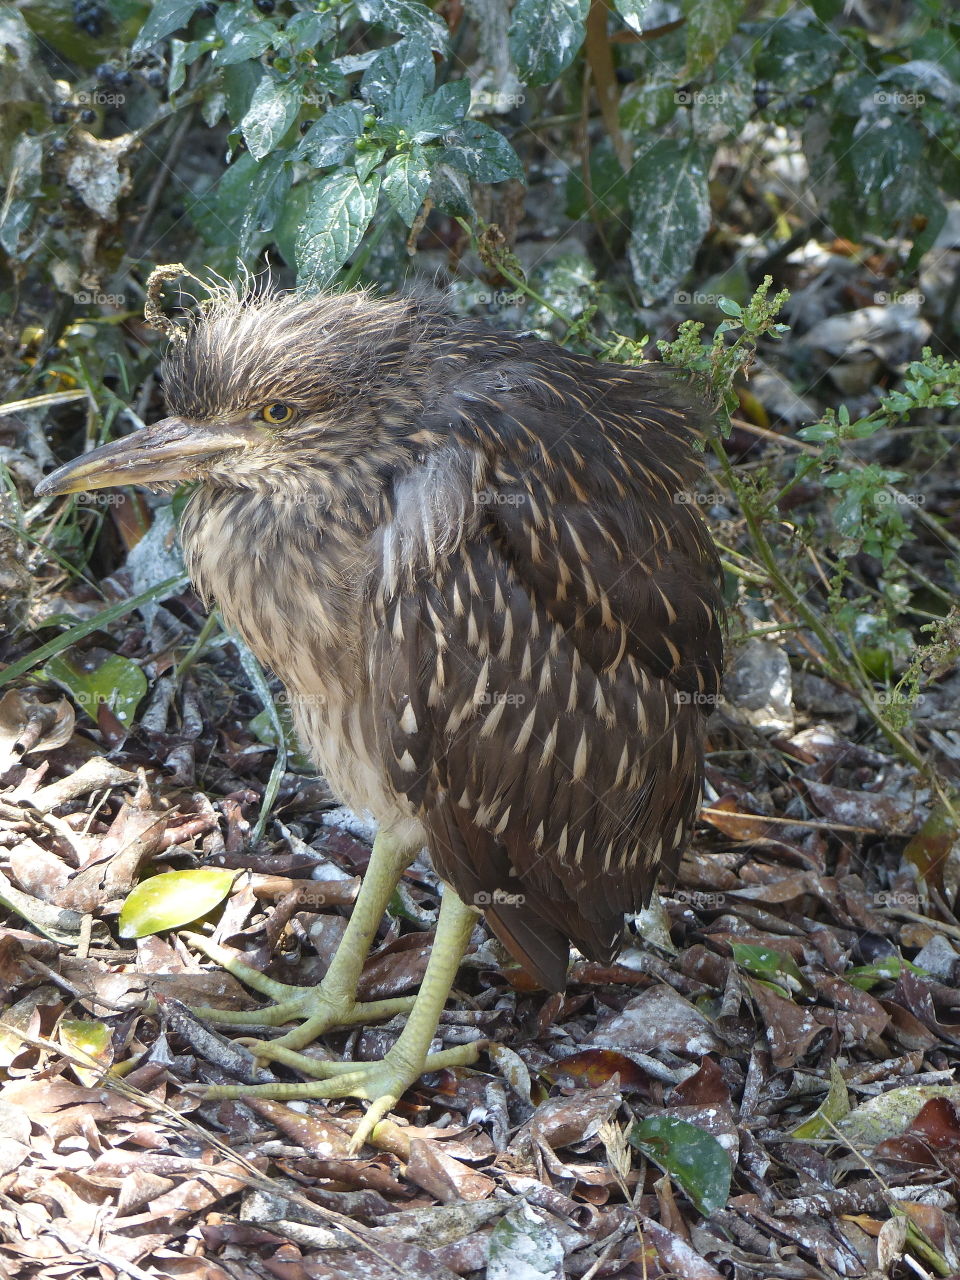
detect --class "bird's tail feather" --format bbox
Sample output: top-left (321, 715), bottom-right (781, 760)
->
top-left (484, 905), bottom-right (570, 992)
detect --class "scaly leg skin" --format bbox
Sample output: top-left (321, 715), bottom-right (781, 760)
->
top-left (201, 888), bottom-right (483, 1153)
top-left (184, 830), bottom-right (421, 1053)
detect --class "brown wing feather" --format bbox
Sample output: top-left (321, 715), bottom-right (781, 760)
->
top-left (373, 344), bottom-right (723, 990)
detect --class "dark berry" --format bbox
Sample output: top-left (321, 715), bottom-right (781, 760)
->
top-left (51, 105), bottom-right (69, 123)
top-left (254, 0), bottom-right (275, 10)
top-left (73, 0), bottom-right (105, 37)
top-left (299, 118), bottom-right (315, 134)
top-left (79, 108), bottom-right (96, 123)
top-left (754, 88), bottom-right (770, 109)
top-left (146, 69), bottom-right (165, 87)
top-left (51, 138), bottom-right (67, 152)
top-left (117, 70), bottom-right (133, 86)
top-left (800, 94), bottom-right (815, 109)
top-left (96, 62), bottom-right (114, 81)
top-left (49, 214), bottom-right (65, 228)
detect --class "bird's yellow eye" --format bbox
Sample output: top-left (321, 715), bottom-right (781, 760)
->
top-left (261, 402), bottom-right (295, 425)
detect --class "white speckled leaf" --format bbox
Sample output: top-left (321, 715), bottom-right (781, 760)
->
top-left (487, 1203), bottom-right (565, 1280)
top-left (297, 171), bottom-right (380, 287)
top-left (509, 0), bottom-right (589, 85)
top-left (241, 76), bottom-right (301, 161)
top-left (627, 138), bottom-right (710, 301)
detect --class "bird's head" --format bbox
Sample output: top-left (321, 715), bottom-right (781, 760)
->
top-left (36, 286), bottom-right (437, 503)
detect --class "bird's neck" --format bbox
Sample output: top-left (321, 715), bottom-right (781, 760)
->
top-left (179, 480), bottom-right (382, 694)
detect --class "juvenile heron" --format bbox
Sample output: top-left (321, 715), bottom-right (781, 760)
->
top-left (37, 284), bottom-right (724, 1148)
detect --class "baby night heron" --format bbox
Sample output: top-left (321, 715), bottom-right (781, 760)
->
top-left (37, 282), bottom-right (724, 1147)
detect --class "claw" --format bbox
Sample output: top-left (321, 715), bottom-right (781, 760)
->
top-left (184, 837), bottom-right (482, 1142)
top-left (202, 1039), bottom-right (487, 1151)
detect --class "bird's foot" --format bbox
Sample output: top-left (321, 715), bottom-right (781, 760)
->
top-left (200, 1038), bottom-right (486, 1153)
top-left (182, 930), bottom-right (417, 1050)
top-left (186, 889), bottom-right (482, 1152)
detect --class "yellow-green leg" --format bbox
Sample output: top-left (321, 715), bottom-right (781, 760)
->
top-left (202, 887), bottom-right (483, 1152)
top-left (185, 830), bottom-right (420, 1052)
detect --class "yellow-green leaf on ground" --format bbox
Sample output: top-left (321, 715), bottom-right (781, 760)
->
top-left (790, 1060), bottom-right (850, 1139)
top-left (118, 869), bottom-right (237, 939)
top-left (59, 1018), bottom-right (113, 1086)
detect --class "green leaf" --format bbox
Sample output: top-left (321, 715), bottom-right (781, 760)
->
top-left (790, 1060), bottom-right (850, 1139)
top-left (118, 869), bottom-right (237, 939)
top-left (427, 158), bottom-right (475, 217)
top-left (717, 296), bottom-right (742, 316)
top-left (834, 487), bottom-right (863, 537)
top-left (846, 955), bottom-right (921, 989)
top-left (298, 102), bottom-right (366, 167)
top-left (249, 703), bottom-right (311, 768)
top-left (613, 0), bottom-right (655, 33)
top-left (222, 59), bottom-right (263, 123)
top-left (627, 138), bottom-right (711, 300)
top-left (285, 11), bottom-right (336, 52)
top-left (731, 942), bottom-right (804, 992)
top-left (237, 151), bottom-right (291, 252)
top-left (362, 37), bottom-right (435, 111)
top-left (620, 75), bottom-right (680, 133)
top-left (441, 120), bottom-right (524, 182)
top-left (241, 76), bottom-right (301, 161)
top-left (274, 182), bottom-right (311, 266)
top-left (797, 421), bottom-right (838, 442)
top-left (191, 151), bottom-right (261, 246)
top-left (404, 79), bottom-right (471, 143)
top-left (682, 0), bottom-right (745, 76)
top-left (354, 144), bottom-right (387, 183)
top-left (169, 37), bottom-right (215, 92)
top-left (755, 18), bottom-right (843, 93)
top-left (297, 171), bottom-right (381, 287)
top-left (382, 148), bottom-right (432, 224)
top-left (630, 1114), bottom-right (731, 1215)
top-left (509, 0), bottom-right (589, 84)
top-left (839, 109), bottom-right (947, 254)
top-left (59, 1018), bottom-right (113, 1084)
top-left (133, 0), bottom-right (206, 52)
top-left (44, 653), bottom-right (147, 728)
top-left (879, 59), bottom-right (960, 106)
top-left (356, 0), bottom-right (449, 53)
top-left (213, 5), bottom-right (275, 65)
top-left (565, 137), bottom-right (629, 221)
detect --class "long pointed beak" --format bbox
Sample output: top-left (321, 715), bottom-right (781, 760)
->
top-left (34, 417), bottom-right (267, 497)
